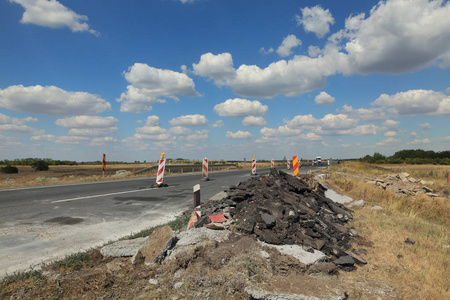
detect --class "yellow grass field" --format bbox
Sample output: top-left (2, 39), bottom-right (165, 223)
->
top-left (327, 162), bottom-right (450, 299)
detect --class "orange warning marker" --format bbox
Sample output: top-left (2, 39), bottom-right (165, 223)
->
top-left (251, 155), bottom-right (256, 175)
top-left (156, 152), bottom-right (166, 185)
top-left (293, 156), bottom-right (299, 176)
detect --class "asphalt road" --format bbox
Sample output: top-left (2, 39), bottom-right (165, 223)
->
top-left (0, 165), bottom-right (323, 278)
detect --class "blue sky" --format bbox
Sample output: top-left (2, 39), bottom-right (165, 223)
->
top-left (0, 0), bottom-right (449, 162)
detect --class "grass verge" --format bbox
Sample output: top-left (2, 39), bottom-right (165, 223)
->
top-left (328, 161), bottom-right (450, 299)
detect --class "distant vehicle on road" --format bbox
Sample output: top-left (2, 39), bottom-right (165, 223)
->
top-left (316, 156), bottom-right (322, 165)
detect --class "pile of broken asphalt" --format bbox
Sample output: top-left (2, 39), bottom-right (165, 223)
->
top-left (95, 168), bottom-right (368, 299)
top-left (192, 168), bottom-right (366, 271)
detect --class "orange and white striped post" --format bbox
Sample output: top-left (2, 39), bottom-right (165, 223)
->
top-left (156, 152), bottom-right (166, 185)
top-left (202, 157), bottom-right (209, 180)
top-left (287, 159), bottom-right (290, 170)
top-left (271, 159), bottom-right (274, 168)
top-left (102, 153), bottom-right (106, 177)
top-left (293, 156), bottom-right (299, 176)
top-left (251, 155), bottom-right (256, 175)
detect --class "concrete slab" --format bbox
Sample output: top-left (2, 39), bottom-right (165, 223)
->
top-left (324, 189), bottom-right (353, 204)
top-left (259, 242), bottom-right (326, 267)
top-left (100, 237), bottom-right (147, 257)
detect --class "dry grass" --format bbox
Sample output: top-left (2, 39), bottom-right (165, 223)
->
top-left (0, 163), bottom-right (158, 189)
top-left (328, 162), bottom-right (450, 299)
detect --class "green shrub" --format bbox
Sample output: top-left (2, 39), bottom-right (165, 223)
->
top-left (0, 165), bottom-right (18, 174)
top-left (31, 160), bottom-right (49, 171)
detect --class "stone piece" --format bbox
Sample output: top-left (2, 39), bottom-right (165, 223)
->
top-left (140, 226), bottom-right (174, 264)
top-left (245, 287), bottom-right (345, 300)
top-left (261, 213), bottom-right (276, 228)
top-left (422, 186), bottom-right (433, 193)
top-left (148, 279), bottom-right (160, 286)
top-left (174, 282), bottom-right (184, 289)
top-left (405, 238), bottom-right (415, 245)
top-left (131, 250), bottom-right (145, 265)
top-left (334, 255), bottom-right (354, 266)
top-left (259, 241), bottom-right (326, 267)
top-left (354, 248), bottom-right (367, 255)
top-left (306, 262), bottom-right (339, 275)
top-left (344, 250), bottom-right (367, 265)
top-left (261, 229), bottom-right (282, 245)
top-left (100, 237), bottom-right (147, 258)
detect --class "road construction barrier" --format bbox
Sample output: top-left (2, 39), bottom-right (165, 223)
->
top-left (293, 156), bottom-right (299, 176)
top-left (271, 159), bottom-right (274, 168)
top-left (202, 158), bottom-right (208, 179)
top-left (287, 160), bottom-right (290, 170)
top-left (156, 152), bottom-right (166, 185)
top-left (252, 156), bottom-right (256, 175)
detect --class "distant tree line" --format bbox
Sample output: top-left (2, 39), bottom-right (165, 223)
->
top-left (361, 149), bottom-right (450, 165)
top-left (0, 158), bottom-right (77, 166)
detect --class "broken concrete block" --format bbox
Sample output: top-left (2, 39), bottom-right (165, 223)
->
top-left (131, 250), bottom-right (145, 265)
top-left (140, 226), bottom-right (174, 264)
top-left (422, 186), bottom-right (433, 193)
top-left (174, 282), bottom-right (184, 289)
top-left (148, 279), bottom-right (160, 287)
top-left (100, 237), bottom-right (147, 258)
top-left (259, 242), bottom-right (327, 267)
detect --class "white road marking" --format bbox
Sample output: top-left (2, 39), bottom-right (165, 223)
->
top-left (51, 187), bottom-right (172, 203)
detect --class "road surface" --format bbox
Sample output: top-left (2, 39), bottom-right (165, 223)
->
top-left (0, 165), bottom-right (322, 278)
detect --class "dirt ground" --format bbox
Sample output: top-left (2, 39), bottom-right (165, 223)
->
top-left (1, 232), bottom-right (375, 300)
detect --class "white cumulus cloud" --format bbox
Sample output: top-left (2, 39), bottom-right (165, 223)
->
top-left (338, 0), bottom-right (450, 74)
top-left (242, 116), bottom-right (266, 127)
top-left (341, 104), bottom-right (385, 121)
top-left (10, 0), bottom-right (98, 35)
top-left (373, 89), bottom-right (450, 115)
top-left (226, 131), bottom-right (253, 139)
top-left (296, 5), bottom-right (335, 38)
top-left (210, 120), bottom-right (224, 128)
top-left (0, 85), bottom-right (111, 117)
top-left (169, 126), bottom-right (192, 135)
top-left (314, 91), bottom-right (335, 105)
top-left (169, 114), bottom-right (208, 126)
top-left (0, 112), bottom-right (42, 134)
top-left (192, 52), bottom-right (236, 85)
top-left (213, 98), bottom-right (268, 117)
top-left (55, 116), bottom-right (118, 128)
top-left (285, 114), bottom-right (318, 129)
top-left (117, 63), bottom-right (200, 113)
top-left (277, 34), bottom-right (301, 57)
top-left (261, 126), bottom-right (301, 137)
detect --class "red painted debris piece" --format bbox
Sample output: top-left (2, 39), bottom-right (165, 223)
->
top-left (208, 214), bottom-right (226, 223)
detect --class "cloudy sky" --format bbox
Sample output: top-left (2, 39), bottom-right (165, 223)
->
top-left (1, 0), bottom-right (449, 162)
